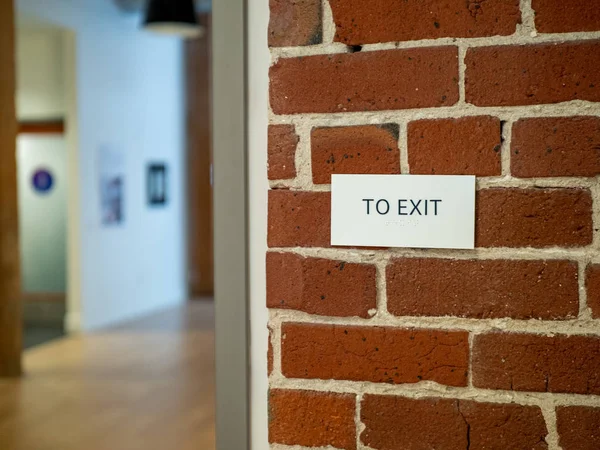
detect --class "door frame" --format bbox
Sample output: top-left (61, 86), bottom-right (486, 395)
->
top-left (0, 0), bottom-right (21, 377)
top-left (212, 0), bottom-right (251, 448)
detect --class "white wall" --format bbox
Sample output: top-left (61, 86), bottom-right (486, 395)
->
top-left (16, 25), bottom-right (65, 120)
top-left (248, 0), bottom-right (270, 447)
top-left (17, 1), bottom-right (186, 331)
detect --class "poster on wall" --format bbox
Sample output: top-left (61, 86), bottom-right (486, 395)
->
top-left (98, 145), bottom-right (125, 226)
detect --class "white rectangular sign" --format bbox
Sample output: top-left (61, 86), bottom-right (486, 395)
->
top-left (331, 174), bottom-right (475, 249)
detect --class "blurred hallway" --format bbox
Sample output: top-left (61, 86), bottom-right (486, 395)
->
top-left (0, 301), bottom-right (215, 450)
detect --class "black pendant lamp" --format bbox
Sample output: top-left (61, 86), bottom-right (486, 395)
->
top-left (144, 0), bottom-right (204, 39)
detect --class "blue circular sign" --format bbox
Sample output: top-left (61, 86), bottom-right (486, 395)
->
top-left (32, 169), bottom-right (54, 193)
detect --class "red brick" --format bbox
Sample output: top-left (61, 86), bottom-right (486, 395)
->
top-left (270, 47), bottom-right (459, 115)
top-left (476, 188), bottom-right (593, 248)
top-left (511, 116), bottom-right (600, 178)
top-left (269, 389), bottom-right (356, 449)
top-left (330, 0), bottom-right (520, 45)
top-left (282, 323), bottom-right (469, 386)
top-left (533, 0), bottom-right (600, 33)
top-left (473, 333), bottom-right (600, 394)
top-left (267, 252), bottom-right (376, 317)
top-left (311, 125), bottom-right (400, 184)
top-left (268, 0), bottom-right (321, 47)
top-left (408, 116), bottom-right (501, 176)
top-left (458, 401), bottom-right (548, 449)
top-left (268, 125), bottom-right (298, 180)
top-left (387, 258), bottom-right (579, 320)
top-left (465, 41), bottom-right (600, 106)
top-left (268, 190), bottom-right (330, 248)
top-left (361, 395), bottom-right (547, 450)
top-left (557, 406), bottom-right (600, 450)
top-left (585, 264), bottom-right (600, 319)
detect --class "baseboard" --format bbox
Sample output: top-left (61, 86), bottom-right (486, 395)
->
top-left (64, 311), bottom-right (82, 333)
top-left (22, 298), bottom-right (66, 327)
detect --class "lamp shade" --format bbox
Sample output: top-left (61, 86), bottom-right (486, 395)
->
top-left (144, 0), bottom-right (204, 39)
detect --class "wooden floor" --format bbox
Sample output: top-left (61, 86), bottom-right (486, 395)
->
top-left (0, 301), bottom-right (216, 450)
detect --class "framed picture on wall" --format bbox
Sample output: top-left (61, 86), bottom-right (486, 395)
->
top-left (147, 162), bottom-right (168, 207)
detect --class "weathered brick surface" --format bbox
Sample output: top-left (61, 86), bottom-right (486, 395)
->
top-left (465, 41), bottom-right (600, 106)
top-left (361, 395), bottom-right (548, 450)
top-left (270, 47), bottom-right (459, 114)
top-left (387, 258), bottom-right (579, 319)
top-left (585, 264), bottom-right (600, 319)
top-left (282, 323), bottom-right (469, 386)
top-left (268, 124), bottom-right (298, 180)
top-left (476, 188), bottom-right (593, 248)
top-left (532, 0), bottom-right (600, 33)
top-left (268, 0), bottom-right (321, 47)
top-left (473, 333), bottom-right (600, 394)
top-left (330, 0), bottom-right (521, 45)
top-left (267, 252), bottom-right (376, 317)
top-left (408, 116), bottom-right (502, 176)
top-left (269, 389), bottom-right (356, 449)
top-left (311, 125), bottom-right (400, 184)
top-left (511, 117), bottom-right (600, 178)
top-left (268, 190), bottom-right (330, 248)
top-left (557, 406), bottom-right (600, 450)
top-left (266, 0), bottom-right (600, 445)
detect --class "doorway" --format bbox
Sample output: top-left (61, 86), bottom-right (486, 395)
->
top-left (15, 17), bottom-right (71, 348)
top-left (0, 0), bottom-right (248, 448)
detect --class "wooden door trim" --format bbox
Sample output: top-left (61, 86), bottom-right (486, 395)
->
top-left (0, 0), bottom-right (22, 377)
top-left (186, 14), bottom-right (214, 297)
top-left (18, 120), bottom-right (65, 135)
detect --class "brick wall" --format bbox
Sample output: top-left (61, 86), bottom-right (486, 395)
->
top-left (266, 1), bottom-right (600, 448)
